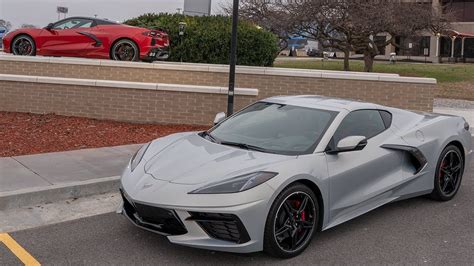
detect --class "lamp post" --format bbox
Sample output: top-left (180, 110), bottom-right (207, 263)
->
top-left (227, 0), bottom-right (239, 116)
top-left (179, 22), bottom-right (187, 63)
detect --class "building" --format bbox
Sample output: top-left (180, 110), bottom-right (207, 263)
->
top-left (383, 0), bottom-right (474, 63)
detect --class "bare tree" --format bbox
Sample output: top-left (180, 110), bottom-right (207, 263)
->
top-left (231, 1), bottom-right (451, 72)
top-left (221, 0), bottom-right (295, 52)
top-left (20, 24), bottom-right (38, 29)
top-left (0, 19), bottom-right (12, 31)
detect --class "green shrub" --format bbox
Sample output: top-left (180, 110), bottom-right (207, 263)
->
top-left (125, 13), bottom-right (278, 66)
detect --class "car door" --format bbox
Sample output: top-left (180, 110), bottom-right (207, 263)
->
top-left (325, 109), bottom-right (403, 227)
top-left (37, 18), bottom-right (95, 57)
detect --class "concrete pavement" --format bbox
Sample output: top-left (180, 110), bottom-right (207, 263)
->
top-left (0, 144), bottom-right (140, 209)
top-left (0, 144), bottom-right (140, 193)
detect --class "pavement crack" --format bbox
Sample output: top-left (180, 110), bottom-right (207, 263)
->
top-left (11, 157), bottom-right (53, 185)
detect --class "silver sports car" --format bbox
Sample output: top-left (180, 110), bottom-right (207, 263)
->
top-left (118, 95), bottom-right (472, 258)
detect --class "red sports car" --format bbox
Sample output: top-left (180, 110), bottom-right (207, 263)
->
top-left (2, 17), bottom-right (169, 62)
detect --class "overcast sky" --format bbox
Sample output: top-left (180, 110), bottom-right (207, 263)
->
top-left (0, 0), bottom-right (229, 29)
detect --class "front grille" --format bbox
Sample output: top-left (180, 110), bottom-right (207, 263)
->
top-left (120, 190), bottom-right (187, 235)
top-left (151, 38), bottom-right (156, 46)
top-left (188, 212), bottom-right (251, 244)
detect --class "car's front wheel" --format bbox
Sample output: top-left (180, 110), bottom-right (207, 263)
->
top-left (111, 39), bottom-right (139, 62)
top-left (264, 183), bottom-right (319, 258)
top-left (430, 145), bottom-right (464, 201)
top-left (12, 35), bottom-right (36, 56)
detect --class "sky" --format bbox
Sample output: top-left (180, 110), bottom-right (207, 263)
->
top-left (0, 0), bottom-right (229, 29)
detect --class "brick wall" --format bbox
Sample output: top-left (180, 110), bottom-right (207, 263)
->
top-left (0, 57), bottom-right (437, 124)
top-left (0, 81), bottom-right (255, 125)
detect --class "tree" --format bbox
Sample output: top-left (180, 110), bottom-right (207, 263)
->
top-left (235, 1), bottom-right (451, 72)
top-left (0, 19), bottom-right (12, 31)
top-left (20, 24), bottom-right (37, 29)
top-left (221, 0), bottom-right (294, 53)
top-left (125, 14), bottom-right (279, 66)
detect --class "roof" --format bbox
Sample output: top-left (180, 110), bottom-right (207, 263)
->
top-left (263, 95), bottom-right (380, 112)
top-left (446, 30), bottom-right (474, 38)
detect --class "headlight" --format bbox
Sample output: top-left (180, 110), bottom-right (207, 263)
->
top-left (189, 171), bottom-right (277, 194)
top-left (130, 142), bottom-right (151, 172)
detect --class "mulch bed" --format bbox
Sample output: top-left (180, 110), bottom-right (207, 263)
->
top-left (0, 112), bottom-right (209, 157)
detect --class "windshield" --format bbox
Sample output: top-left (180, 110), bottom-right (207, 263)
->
top-left (207, 102), bottom-right (338, 155)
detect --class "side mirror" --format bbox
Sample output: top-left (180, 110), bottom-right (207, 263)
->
top-left (213, 112), bottom-right (226, 125)
top-left (45, 23), bottom-right (54, 30)
top-left (328, 136), bottom-right (367, 154)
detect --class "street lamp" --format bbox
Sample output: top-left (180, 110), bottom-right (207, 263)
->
top-left (227, 0), bottom-right (239, 116)
top-left (179, 22), bottom-right (187, 63)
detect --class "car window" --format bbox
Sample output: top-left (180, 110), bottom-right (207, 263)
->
top-left (379, 110), bottom-right (392, 128)
top-left (53, 19), bottom-right (93, 30)
top-left (332, 110), bottom-right (387, 145)
top-left (209, 102), bottom-right (338, 155)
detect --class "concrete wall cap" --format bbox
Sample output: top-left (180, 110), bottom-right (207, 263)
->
top-left (95, 80), bottom-right (158, 90)
top-left (37, 76), bottom-right (96, 86)
top-left (0, 74), bottom-right (259, 95)
top-left (0, 55), bottom-right (437, 84)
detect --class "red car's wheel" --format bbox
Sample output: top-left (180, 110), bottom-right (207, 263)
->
top-left (111, 39), bottom-right (139, 62)
top-left (12, 35), bottom-right (36, 56)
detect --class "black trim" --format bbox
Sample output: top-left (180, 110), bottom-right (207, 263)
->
top-left (381, 144), bottom-right (428, 174)
top-left (187, 212), bottom-right (251, 244)
top-left (78, 32), bottom-right (102, 47)
top-left (120, 190), bottom-right (187, 235)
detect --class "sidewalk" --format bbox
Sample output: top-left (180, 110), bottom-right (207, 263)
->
top-left (0, 144), bottom-right (140, 209)
top-left (0, 144), bottom-right (140, 193)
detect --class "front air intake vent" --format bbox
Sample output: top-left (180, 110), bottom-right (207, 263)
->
top-left (187, 212), bottom-right (251, 244)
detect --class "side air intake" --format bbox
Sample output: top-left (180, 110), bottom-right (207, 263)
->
top-left (381, 144), bottom-right (428, 174)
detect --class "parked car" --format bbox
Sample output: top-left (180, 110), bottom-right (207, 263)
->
top-left (0, 26), bottom-right (7, 49)
top-left (1, 17), bottom-right (169, 62)
top-left (118, 95), bottom-right (471, 258)
top-left (306, 48), bottom-right (322, 57)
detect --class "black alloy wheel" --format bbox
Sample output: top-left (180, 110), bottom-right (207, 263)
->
top-left (264, 183), bottom-right (318, 258)
top-left (111, 39), bottom-right (139, 61)
top-left (12, 35), bottom-right (36, 56)
top-left (431, 145), bottom-right (464, 201)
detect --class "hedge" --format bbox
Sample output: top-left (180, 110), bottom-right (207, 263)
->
top-left (125, 13), bottom-right (279, 66)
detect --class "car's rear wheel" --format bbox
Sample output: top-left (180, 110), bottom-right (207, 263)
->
top-left (264, 183), bottom-right (318, 258)
top-left (430, 145), bottom-right (464, 201)
top-left (12, 35), bottom-right (36, 56)
top-left (111, 39), bottom-right (139, 62)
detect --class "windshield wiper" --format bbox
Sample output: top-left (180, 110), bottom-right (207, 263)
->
top-left (200, 131), bottom-right (218, 143)
top-left (219, 140), bottom-right (274, 153)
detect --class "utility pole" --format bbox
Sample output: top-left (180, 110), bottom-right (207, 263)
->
top-left (227, 0), bottom-right (239, 116)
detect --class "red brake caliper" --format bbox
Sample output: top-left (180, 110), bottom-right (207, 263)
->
top-left (293, 200), bottom-right (306, 232)
top-left (439, 161), bottom-right (446, 178)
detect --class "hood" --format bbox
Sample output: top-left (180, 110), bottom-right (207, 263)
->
top-left (144, 133), bottom-right (292, 185)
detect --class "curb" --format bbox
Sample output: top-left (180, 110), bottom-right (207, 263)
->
top-left (0, 176), bottom-right (120, 211)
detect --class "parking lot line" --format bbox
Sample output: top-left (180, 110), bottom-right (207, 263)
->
top-left (0, 233), bottom-right (40, 265)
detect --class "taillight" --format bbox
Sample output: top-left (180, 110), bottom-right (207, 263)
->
top-left (142, 31), bottom-right (165, 39)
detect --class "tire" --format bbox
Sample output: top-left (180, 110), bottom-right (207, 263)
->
top-left (11, 35), bottom-right (36, 56)
top-left (430, 145), bottom-right (464, 201)
top-left (263, 183), bottom-right (319, 258)
top-left (111, 39), bottom-right (139, 62)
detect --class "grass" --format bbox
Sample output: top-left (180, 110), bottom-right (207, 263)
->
top-left (274, 59), bottom-right (474, 83)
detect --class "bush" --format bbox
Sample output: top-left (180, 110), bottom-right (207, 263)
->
top-left (125, 13), bottom-right (278, 66)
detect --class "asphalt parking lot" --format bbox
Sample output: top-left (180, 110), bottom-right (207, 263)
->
top-left (1, 155), bottom-right (473, 265)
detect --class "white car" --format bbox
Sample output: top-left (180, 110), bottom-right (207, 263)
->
top-left (118, 95), bottom-right (471, 258)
